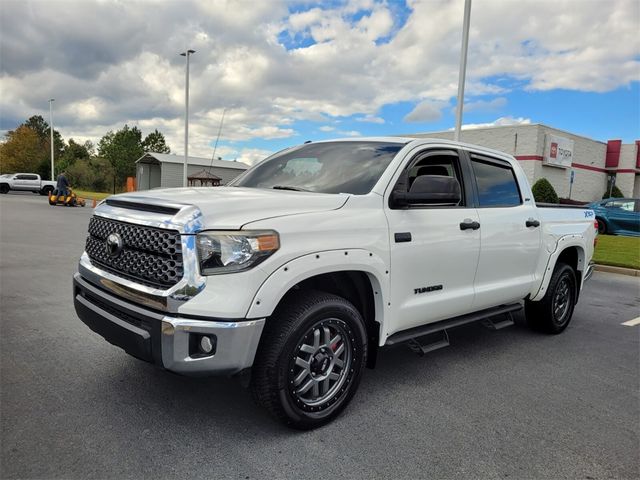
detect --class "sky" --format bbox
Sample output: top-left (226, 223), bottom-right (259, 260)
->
top-left (1, 0), bottom-right (639, 166)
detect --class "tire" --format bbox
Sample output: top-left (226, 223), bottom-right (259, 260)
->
top-left (251, 290), bottom-right (368, 430)
top-left (40, 187), bottom-right (53, 196)
top-left (596, 218), bottom-right (607, 235)
top-left (526, 263), bottom-right (577, 334)
top-left (0, 184), bottom-right (9, 194)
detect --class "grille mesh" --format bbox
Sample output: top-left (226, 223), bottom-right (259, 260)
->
top-left (85, 216), bottom-right (183, 288)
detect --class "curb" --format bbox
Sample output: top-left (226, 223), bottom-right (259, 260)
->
top-left (594, 264), bottom-right (640, 277)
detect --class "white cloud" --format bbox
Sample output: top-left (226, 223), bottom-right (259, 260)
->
top-left (0, 0), bottom-right (637, 153)
top-left (356, 115), bottom-right (385, 124)
top-left (458, 116), bottom-right (532, 130)
top-left (234, 148), bottom-right (274, 166)
top-left (319, 125), bottom-right (335, 132)
top-left (461, 97), bottom-right (507, 114)
top-left (404, 100), bottom-right (448, 123)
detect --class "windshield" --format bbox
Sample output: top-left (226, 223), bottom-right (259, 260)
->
top-left (232, 141), bottom-right (406, 194)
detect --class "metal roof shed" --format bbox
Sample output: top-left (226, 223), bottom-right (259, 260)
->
top-left (135, 152), bottom-right (250, 190)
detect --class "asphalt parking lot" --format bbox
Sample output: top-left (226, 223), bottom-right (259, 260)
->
top-left (1, 191), bottom-right (639, 479)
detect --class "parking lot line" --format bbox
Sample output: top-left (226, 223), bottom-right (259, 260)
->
top-left (621, 317), bottom-right (640, 327)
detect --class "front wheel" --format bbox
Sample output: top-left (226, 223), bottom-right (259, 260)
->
top-left (526, 263), bottom-right (577, 334)
top-left (0, 184), bottom-right (9, 194)
top-left (251, 290), bottom-right (367, 430)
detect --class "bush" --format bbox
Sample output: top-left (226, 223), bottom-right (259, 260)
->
top-left (66, 156), bottom-right (113, 192)
top-left (602, 185), bottom-right (624, 199)
top-left (532, 178), bottom-right (559, 204)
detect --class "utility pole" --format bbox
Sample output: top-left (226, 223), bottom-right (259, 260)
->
top-left (454, 0), bottom-right (472, 142)
top-left (48, 99), bottom-right (55, 180)
top-left (180, 49), bottom-right (195, 187)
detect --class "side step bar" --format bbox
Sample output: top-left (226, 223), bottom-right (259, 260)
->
top-left (385, 303), bottom-right (522, 347)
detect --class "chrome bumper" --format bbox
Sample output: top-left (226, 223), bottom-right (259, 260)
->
top-left (74, 273), bottom-right (265, 376)
top-left (160, 316), bottom-right (265, 376)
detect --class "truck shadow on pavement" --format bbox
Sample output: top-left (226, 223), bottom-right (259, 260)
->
top-left (85, 311), bottom-right (548, 434)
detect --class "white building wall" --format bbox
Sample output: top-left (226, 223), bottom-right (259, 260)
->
top-left (615, 143), bottom-right (639, 198)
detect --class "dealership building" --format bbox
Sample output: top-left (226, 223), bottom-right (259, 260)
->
top-left (409, 124), bottom-right (640, 202)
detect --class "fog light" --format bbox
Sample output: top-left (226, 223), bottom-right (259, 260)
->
top-left (199, 335), bottom-right (214, 354)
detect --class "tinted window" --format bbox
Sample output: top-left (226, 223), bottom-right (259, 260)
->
top-left (472, 160), bottom-right (521, 207)
top-left (606, 200), bottom-right (634, 211)
top-left (232, 141), bottom-right (405, 194)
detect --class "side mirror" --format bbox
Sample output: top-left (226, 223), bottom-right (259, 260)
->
top-left (391, 175), bottom-right (461, 207)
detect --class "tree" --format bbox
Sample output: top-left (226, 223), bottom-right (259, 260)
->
top-left (98, 125), bottom-right (144, 192)
top-left (56, 138), bottom-right (92, 175)
top-left (0, 115), bottom-right (65, 179)
top-left (603, 185), bottom-right (624, 199)
top-left (531, 178), bottom-right (559, 204)
top-left (23, 115), bottom-right (64, 160)
top-left (0, 126), bottom-right (45, 174)
top-left (142, 129), bottom-right (170, 153)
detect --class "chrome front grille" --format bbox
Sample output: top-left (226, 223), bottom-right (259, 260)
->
top-left (85, 216), bottom-right (183, 288)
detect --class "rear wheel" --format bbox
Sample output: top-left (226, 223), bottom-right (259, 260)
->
top-left (596, 218), bottom-right (607, 235)
top-left (40, 186), bottom-right (53, 196)
top-left (251, 290), bottom-right (367, 430)
top-left (526, 262), bottom-right (577, 334)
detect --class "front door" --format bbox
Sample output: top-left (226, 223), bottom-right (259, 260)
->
top-left (384, 148), bottom-right (481, 335)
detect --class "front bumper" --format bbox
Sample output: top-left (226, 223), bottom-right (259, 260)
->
top-left (73, 273), bottom-right (265, 376)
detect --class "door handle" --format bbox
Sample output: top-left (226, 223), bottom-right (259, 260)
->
top-left (526, 218), bottom-right (540, 228)
top-left (459, 219), bottom-right (480, 230)
top-left (394, 232), bottom-right (412, 243)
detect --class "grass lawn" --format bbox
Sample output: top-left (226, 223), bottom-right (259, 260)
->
top-left (73, 190), bottom-right (112, 201)
top-left (593, 235), bottom-right (640, 270)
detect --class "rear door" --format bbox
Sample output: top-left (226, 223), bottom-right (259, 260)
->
top-left (465, 152), bottom-right (542, 310)
top-left (24, 174), bottom-right (40, 191)
top-left (384, 147), bottom-right (481, 333)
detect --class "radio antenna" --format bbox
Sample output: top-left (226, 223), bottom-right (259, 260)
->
top-left (208, 107), bottom-right (227, 172)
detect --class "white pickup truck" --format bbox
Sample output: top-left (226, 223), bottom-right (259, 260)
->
top-left (73, 138), bottom-right (596, 429)
top-left (0, 173), bottom-right (56, 195)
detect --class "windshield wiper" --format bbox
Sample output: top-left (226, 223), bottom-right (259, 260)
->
top-left (272, 185), bottom-right (312, 192)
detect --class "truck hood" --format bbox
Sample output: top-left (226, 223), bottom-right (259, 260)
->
top-left (109, 187), bottom-right (350, 230)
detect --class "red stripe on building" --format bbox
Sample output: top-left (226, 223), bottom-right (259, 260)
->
top-left (515, 155), bottom-right (543, 161)
top-left (636, 140), bottom-right (640, 169)
top-left (514, 155), bottom-right (637, 174)
top-left (572, 163), bottom-right (607, 173)
top-left (605, 140), bottom-right (622, 168)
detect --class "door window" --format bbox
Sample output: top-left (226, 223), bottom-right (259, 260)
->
top-left (605, 200), bottom-right (634, 211)
top-left (396, 151), bottom-right (466, 208)
top-left (471, 159), bottom-right (521, 207)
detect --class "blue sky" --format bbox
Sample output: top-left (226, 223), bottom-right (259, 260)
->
top-left (1, 0), bottom-right (639, 164)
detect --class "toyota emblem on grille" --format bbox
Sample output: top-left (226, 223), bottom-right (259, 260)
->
top-left (105, 233), bottom-right (124, 257)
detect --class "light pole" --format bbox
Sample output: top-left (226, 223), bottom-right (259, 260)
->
top-left (454, 0), bottom-right (472, 142)
top-left (48, 98), bottom-right (55, 180)
top-left (180, 49), bottom-right (195, 187)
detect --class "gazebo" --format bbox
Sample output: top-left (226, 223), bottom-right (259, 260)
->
top-left (187, 169), bottom-right (222, 187)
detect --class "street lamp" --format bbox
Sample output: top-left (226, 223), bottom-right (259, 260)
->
top-left (48, 98), bottom-right (55, 180)
top-left (180, 49), bottom-right (196, 187)
top-left (454, 0), bottom-right (472, 141)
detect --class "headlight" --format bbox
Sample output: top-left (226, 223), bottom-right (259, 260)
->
top-left (196, 230), bottom-right (279, 275)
